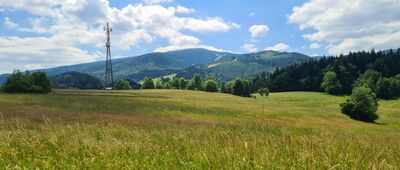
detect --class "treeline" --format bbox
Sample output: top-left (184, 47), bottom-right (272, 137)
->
top-left (51, 71), bottom-right (102, 89)
top-left (140, 74), bottom-right (252, 97)
top-left (1, 70), bottom-right (52, 93)
top-left (252, 49), bottom-right (400, 99)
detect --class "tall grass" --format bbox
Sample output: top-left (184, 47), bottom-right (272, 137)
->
top-left (0, 90), bottom-right (399, 169)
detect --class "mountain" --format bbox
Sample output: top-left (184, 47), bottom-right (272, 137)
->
top-left (38, 48), bottom-right (237, 82)
top-left (0, 48), bottom-right (311, 84)
top-left (175, 51), bottom-right (311, 81)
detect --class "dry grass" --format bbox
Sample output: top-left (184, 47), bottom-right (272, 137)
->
top-left (0, 89), bottom-right (399, 169)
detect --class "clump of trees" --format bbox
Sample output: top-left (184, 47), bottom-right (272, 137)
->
top-left (139, 74), bottom-right (252, 97)
top-left (1, 70), bottom-right (52, 93)
top-left (340, 86), bottom-right (379, 122)
top-left (113, 80), bottom-right (132, 90)
top-left (142, 77), bottom-right (155, 89)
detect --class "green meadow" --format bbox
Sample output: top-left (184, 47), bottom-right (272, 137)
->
top-left (0, 89), bottom-right (399, 169)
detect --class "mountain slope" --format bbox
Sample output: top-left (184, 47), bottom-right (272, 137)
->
top-left (39, 48), bottom-right (236, 81)
top-left (175, 51), bottom-right (311, 81)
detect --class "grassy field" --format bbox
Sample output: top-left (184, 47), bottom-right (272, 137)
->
top-left (0, 89), bottom-right (399, 169)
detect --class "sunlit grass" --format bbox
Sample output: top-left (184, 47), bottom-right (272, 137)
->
top-left (0, 89), bottom-right (399, 169)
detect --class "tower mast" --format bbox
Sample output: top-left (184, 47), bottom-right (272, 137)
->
top-left (104, 22), bottom-right (113, 89)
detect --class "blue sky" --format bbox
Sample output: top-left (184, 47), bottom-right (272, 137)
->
top-left (0, 0), bottom-right (399, 73)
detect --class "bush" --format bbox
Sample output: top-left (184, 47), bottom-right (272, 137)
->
top-left (169, 78), bottom-right (180, 89)
top-left (220, 82), bottom-right (226, 93)
top-left (185, 81), bottom-right (195, 90)
top-left (193, 74), bottom-right (202, 91)
top-left (258, 87), bottom-right (269, 97)
top-left (340, 86), bottom-right (379, 122)
top-left (155, 80), bottom-right (163, 89)
top-left (179, 78), bottom-right (187, 90)
top-left (232, 78), bottom-right (251, 97)
top-left (321, 71), bottom-right (342, 95)
top-left (354, 69), bottom-right (382, 93)
top-left (203, 80), bottom-right (218, 92)
top-left (142, 77), bottom-right (155, 89)
top-left (2, 70), bottom-right (52, 94)
top-left (113, 80), bottom-right (132, 90)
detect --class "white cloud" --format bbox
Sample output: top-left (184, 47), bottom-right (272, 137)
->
top-left (309, 43), bottom-right (320, 49)
top-left (265, 43), bottom-right (290, 51)
top-left (248, 25), bottom-right (269, 38)
top-left (241, 43), bottom-right (257, 52)
top-left (288, 0), bottom-right (400, 54)
top-left (18, 17), bottom-right (48, 34)
top-left (174, 5), bottom-right (194, 14)
top-left (0, 36), bottom-right (100, 73)
top-left (143, 0), bottom-right (173, 5)
top-left (248, 12), bottom-right (255, 17)
top-left (4, 17), bottom-right (18, 28)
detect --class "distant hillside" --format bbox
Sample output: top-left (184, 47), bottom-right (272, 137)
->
top-left (175, 51), bottom-right (311, 81)
top-left (37, 48), bottom-right (237, 81)
top-left (51, 72), bottom-right (103, 89)
top-left (0, 48), bottom-right (310, 83)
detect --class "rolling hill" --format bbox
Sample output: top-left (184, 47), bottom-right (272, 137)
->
top-left (0, 48), bottom-right (311, 84)
top-left (175, 50), bottom-right (311, 81)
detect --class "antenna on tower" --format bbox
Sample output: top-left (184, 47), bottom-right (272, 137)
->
top-left (104, 22), bottom-right (113, 89)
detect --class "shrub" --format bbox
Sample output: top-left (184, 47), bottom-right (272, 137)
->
top-left (220, 82), bottom-right (226, 93)
top-left (142, 77), bottom-right (155, 89)
top-left (185, 81), bottom-right (195, 90)
top-left (258, 87), bottom-right (269, 97)
top-left (169, 78), bottom-right (180, 89)
top-left (30, 72), bottom-right (52, 93)
top-left (193, 74), bottom-right (202, 91)
top-left (232, 78), bottom-right (251, 97)
top-left (321, 71), bottom-right (342, 95)
top-left (340, 86), bottom-right (379, 122)
top-left (203, 80), bottom-right (218, 92)
top-left (155, 80), bottom-right (163, 89)
top-left (354, 69), bottom-right (382, 93)
top-left (179, 78), bottom-right (187, 90)
top-left (113, 80), bottom-right (132, 90)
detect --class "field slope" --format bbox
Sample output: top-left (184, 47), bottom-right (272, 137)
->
top-left (0, 90), bottom-right (399, 169)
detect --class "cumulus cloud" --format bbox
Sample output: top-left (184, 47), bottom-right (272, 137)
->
top-left (174, 5), bottom-right (194, 13)
top-left (143, 0), bottom-right (173, 5)
top-left (241, 43), bottom-right (258, 52)
top-left (265, 43), bottom-right (290, 51)
top-left (0, 36), bottom-right (100, 73)
top-left (3, 17), bottom-right (18, 29)
top-left (288, 0), bottom-right (400, 54)
top-left (0, 0), bottom-right (238, 72)
top-left (309, 43), bottom-right (320, 49)
top-left (248, 25), bottom-right (269, 38)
